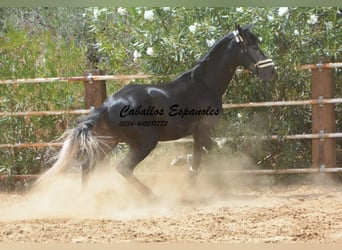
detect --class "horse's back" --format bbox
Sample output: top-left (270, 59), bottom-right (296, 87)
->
top-left (99, 78), bottom-right (221, 143)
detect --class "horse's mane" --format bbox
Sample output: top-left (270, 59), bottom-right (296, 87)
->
top-left (190, 31), bottom-right (234, 82)
top-left (178, 26), bottom-right (258, 81)
top-left (197, 26), bottom-right (258, 66)
top-left (176, 34), bottom-right (233, 81)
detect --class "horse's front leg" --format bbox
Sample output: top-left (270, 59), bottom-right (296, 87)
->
top-left (81, 141), bottom-right (115, 191)
top-left (189, 135), bottom-right (203, 185)
top-left (171, 134), bottom-right (213, 167)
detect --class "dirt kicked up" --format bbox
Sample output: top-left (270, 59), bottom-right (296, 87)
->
top-left (0, 167), bottom-right (341, 243)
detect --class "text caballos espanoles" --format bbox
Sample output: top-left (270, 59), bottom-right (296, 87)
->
top-left (120, 104), bottom-right (220, 118)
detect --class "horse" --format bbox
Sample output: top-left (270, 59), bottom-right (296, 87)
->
top-left (37, 25), bottom-right (275, 199)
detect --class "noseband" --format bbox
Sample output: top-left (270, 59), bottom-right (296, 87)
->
top-left (255, 59), bottom-right (275, 69)
top-left (233, 30), bottom-right (274, 75)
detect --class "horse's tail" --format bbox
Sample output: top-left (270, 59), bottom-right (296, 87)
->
top-left (36, 106), bottom-right (108, 184)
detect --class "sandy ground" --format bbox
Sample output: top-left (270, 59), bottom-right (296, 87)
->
top-left (0, 166), bottom-right (341, 243)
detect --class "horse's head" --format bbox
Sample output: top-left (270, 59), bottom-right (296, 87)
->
top-left (234, 25), bottom-right (275, 81)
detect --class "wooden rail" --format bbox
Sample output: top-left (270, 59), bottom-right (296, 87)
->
top-left (1, 133), bottom-right (341, 149)
top-left (296, 62), bottom-right (342, 70)
top-left (1, 98), bottom-right (341, 118)
top-left (2, 167), bottom-right (342, 180)
top-left (0, 74), bottom-right (154, 85)
top-left (0, 63), bottom-right (341, 177)
top-left (222, 98), bottom-right (342, 109)
top-left (0, 109), bottom-right (90, 117)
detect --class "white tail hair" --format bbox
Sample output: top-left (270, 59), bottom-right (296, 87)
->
top-left (35, 126), bottom-right (105, 185)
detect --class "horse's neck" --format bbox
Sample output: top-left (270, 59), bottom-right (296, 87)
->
top-left (193, 46), bottom-right (238, 98)
top-left (196, 63), bottom-right (236, 98)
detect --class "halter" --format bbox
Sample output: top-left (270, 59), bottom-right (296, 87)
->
top-left (232, 30), bottom-right (244, 43)
top-left (233, 29), bottom-right (275, 74)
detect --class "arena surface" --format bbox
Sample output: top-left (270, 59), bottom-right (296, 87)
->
top-left (0, 167), bottom-right (341, 243)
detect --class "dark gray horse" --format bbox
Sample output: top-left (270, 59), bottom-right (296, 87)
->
top-left (37, 25), bottom-right (275, 198)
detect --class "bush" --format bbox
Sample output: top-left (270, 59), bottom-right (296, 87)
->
top-left (0, 27), bottom-right (86, 175)
top-left (0, 7), bottom-right (341, 178)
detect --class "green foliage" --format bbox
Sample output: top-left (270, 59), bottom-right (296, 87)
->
top-left (0, 7), bottom-right (341, 178)
top-left (88, 7), bottom-right (340, 169)
top-left (0, 24), bottom-right (86, 175)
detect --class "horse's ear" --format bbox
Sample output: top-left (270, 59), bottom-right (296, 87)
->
top-left (236, 24), bottom-right (244, 35)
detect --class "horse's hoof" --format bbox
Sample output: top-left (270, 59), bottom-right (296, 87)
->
top-left (143, 192), bottom-right (159, 204)
top-left (170, 154), bottom-right (192, 166)
top-left (188, 168), bottom-right (199, 186)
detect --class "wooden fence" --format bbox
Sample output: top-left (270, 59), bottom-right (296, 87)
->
top-left (0, 62), bottom-right (342, 179)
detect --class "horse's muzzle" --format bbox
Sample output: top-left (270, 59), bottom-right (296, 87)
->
top-left (256, 59), bottom-right (275, 81)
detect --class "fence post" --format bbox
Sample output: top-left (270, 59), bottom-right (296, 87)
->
top-left (311, 62), bottom-right (336, 170)
top-left (83, 69), bottom-right (107, 109)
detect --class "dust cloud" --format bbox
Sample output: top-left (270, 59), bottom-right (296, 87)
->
top-left (0, 143), bottom-right (270, 221)
top-left (1, 143), bottom-right (342, 243)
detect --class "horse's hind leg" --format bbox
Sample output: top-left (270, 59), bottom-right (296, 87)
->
top-left (81, 141), bottom-right (117, 190)
top-left (82, 160), bottom-right (91, 189)
top-left (116, 142), bottom-right (157, 199)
